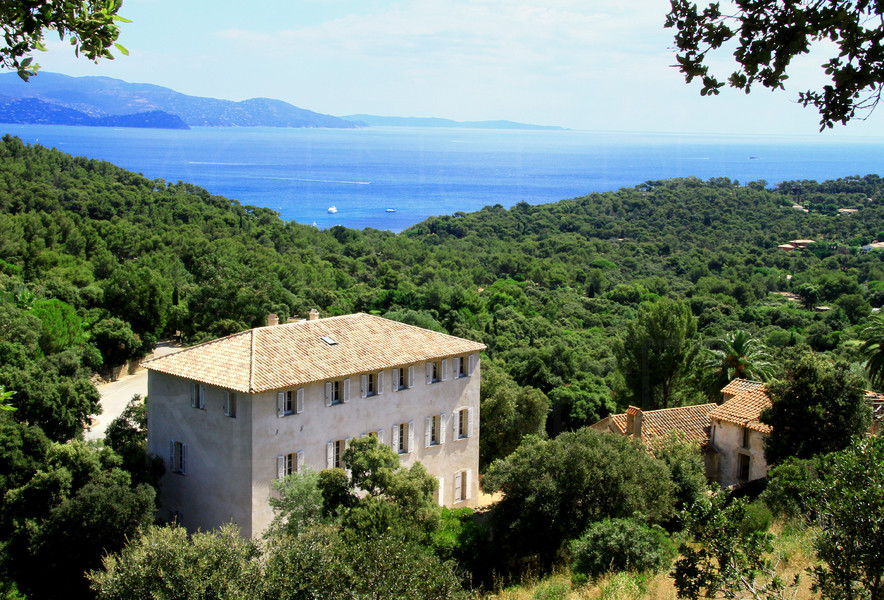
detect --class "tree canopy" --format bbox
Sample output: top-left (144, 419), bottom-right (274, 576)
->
top-left (665, 0), bottom-right (884, 129)
top-left (1, 0), bottom-right (128, 80)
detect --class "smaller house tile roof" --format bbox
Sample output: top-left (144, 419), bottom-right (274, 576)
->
top-left (711, 380), bottom-right (772, 433)
top-left (592, 404), bottom-right (717, 450)
top-left (143, 313), bottom-right (486, 394)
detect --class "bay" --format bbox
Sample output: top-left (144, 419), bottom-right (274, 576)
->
top-left (2, 124), bottom-right (883, 233)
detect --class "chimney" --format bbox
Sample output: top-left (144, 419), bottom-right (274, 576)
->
top-left (267, 313), bottom-right (279, 327)
top-left (625, 406), bottom-right (642, 439)
top-left (308, 308), bottom-right (320, 321)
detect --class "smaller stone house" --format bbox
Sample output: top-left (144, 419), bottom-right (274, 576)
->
top-left (707, 379), bottom-right (772, 487)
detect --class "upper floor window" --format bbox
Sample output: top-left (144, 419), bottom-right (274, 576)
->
top-left (170, 440), bottom-right (187, 474)
top-left (325, 379), bottom-right (350, 406)
top-left (455, 407), bottom-right (474, 440)
top-left (454, 354), bottom-right (476, 378)
top-left (425, 414), bottom-right (446, 447)
top-left (190, 383), bottom-right (205, 409)
top-left (277, 388), bottom-right (304, 417)
top-left (224, 391), bottom-right (236, 418)
top-left (327, 439), bottom-right (348, 469)
top-left (393, 366), bottom-right (414, 391)
top-left (361, 372), bottom-right (384, 398)
top-left (426, 360), bottom-right (448, 384)
top-left (742, 426), bottom-right (751, 449)
top-left (393, 421), bottom-right (413, 454)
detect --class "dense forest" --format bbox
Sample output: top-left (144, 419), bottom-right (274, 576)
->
top-left (1, 134), bottom-right (883, 598)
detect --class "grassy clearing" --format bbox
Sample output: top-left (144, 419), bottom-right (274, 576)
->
top-left (480, 522), bottom-right (819, 600)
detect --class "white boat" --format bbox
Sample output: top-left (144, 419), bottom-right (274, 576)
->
top-left (327, 206), bottom-right (337, 214)
top-left (385, 208), bottom-right (396, 213)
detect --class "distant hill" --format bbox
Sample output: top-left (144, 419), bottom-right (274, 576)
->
top-left (342, 114), bottom-right (566, 130)
top-left (0, 72), bottom-right (359, 129)
top-left (0, 96), bottom-right (189, 129)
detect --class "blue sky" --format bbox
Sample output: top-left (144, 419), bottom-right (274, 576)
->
top-left (32, 0), bottom-right (884, 136)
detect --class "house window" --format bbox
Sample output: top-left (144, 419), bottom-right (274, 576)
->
top-left (426, 360), bottom-right (450, 384)
top-left (738, 454), bottom-right (751, 481)
top-left (393, 366), bottom-right (414, 391)
top-left (224, 391), bottom-right (236, 418)
top-left (425, 414), bottom-right (446, 447)
top-left (277, 451), bottom-right (304, 478)
top-left (190, 383), bottom-right (205, 409)
top-left (454, 469), bottom-right (472, 502)
top-left (277, 389), bottom-right (304, 417)
top-left (170, 440), bottom-right (186, 474)
top-left (742, 426), bottom-right (751, 449)
top-left (361, 372), bottom-right (384, 398)
top-left (327, 439), bottom-right (348, 469)
top-left (392, 421), bottom-right (413, 454)
top-left (325, 379), bottom-right (350, 406)
top-left (457, 356), bottom-right (467, 378)
top-left (455, 407), bottom-right (473, 440)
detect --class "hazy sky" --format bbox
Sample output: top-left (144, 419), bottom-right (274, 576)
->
top-left (33, 0), bottom-right (884, 136)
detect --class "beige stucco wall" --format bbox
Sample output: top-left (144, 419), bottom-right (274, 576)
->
top-left (147, 370), bottom-right (254, 535)
top-left (709, 418), bottom-right (769, 487)
top-left (148, 355), bottom-right (481, 538)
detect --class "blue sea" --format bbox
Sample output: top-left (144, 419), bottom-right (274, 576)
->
top-left (2, 124), bottom-right (883, 232)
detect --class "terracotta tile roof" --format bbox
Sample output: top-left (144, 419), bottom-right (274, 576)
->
top-left (592, 404), bottom-right (717, 449)
top-left (710, 380), bottom-right (772, 433)
top-left (143, 313), bottom-right (486, 394)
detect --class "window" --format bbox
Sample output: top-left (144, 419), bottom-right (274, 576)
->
top-left (327, 439), bottom-right (348, 469)
top-left (393, 366), bottom-right (414, 391)
top-left (454, 469), bottom-right (472, 502)
top-left (456, 356), bottom-right (467, 378)
top-left (425, 413), bottom-right (446, 447)
top-left (277, 451), bottom-right (304, 478)
top-left (325, 379), bottom-right (350, 406)
top-left (392, 421), bottom-right (413, 454)
top-left (361, 372), bottom-right (384, 398)
top-left (277, 388), bottom-right (304, 417)
top-left (363, 429), bottom-right (384, 444)
top-left (426, 360), bottom-right (448, 384)
top-left (224, 391), bottom-right (236, 417)
top-left (738, 453), bottom-right (751, 481)
top-left (190, 383), bottom-right (205, 409)
top-left (170, 440), bottom-right (186, 474)
top-left (742, 426), bottom-right (751, 449)
top-left (455, 407), bottom-right (474, 440)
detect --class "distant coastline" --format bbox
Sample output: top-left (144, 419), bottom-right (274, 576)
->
top-left (0, 72), bottom-right (564, 132)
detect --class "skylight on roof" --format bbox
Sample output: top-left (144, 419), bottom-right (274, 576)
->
top-left (321, 336), bottom-right (338, 345)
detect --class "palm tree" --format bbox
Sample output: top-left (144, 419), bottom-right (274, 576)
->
top-left (700, 330), bottom-right (775, 399)
top-left (861, 316), bottom-right (884, 390)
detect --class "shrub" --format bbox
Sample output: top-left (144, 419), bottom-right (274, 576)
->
top-left (739, 500), bottom-right (773, 535)
top-left (569, 518), bottom-right (676, 580)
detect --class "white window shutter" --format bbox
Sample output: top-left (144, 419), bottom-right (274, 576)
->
top-left (469, 353), bottom-right (476, 375)
top-left (377, 428), bottom-right (384, 445)
top-left (408, 366), bottom-right (415, 388)
top-left (465, 469), bottom-right (472, 500)
top-left (454, 357), bottom-right (461, 377)
top-left (437, 477), bottom-right (445, 506)
top-left (181, 443), bottom-right (187, 475)
top-left (467, 407), bottom-right (474, 438)
top-left (393, 369), bottom-right (400, 391)
top-left (391, 424), bottom-right (400, 451)
top-left (454, 471), bottom-right (462, 502)
top-left (224, 391), bottom-right (230, 416)
top-left (326, 442), bottom-right (334, 469)
top-left (442, 359), bottom-right (449, 381)
top-left (407, 420), bottom-right (414, 453)
top-left (377, 371), bottom-right (384, 394)
top-left (296, 388), bottom-right (304, 414)
top-left (198, 385), bottom-right (205, 409)
top-left (426, 362), bottom-right (432, 384)
top-left (277, 392), bottom-right (285, 418)
top-left (277, 455), bottom-right (285, 479)
top-left (343, 379), bottom-right (351, 403)
top-left (190, 383), bottom-right (196, 408)
top-left (425, 416), bottom-right (432, 448)
top-left (360, 375), bottom-right (368, 398)
top-left (297, 450), bottom-right (304, 472)
top-left (325, 383), bottom-right (332, 407)
top-left (453, 411), bottom-right (459, 440)
top-left (440, 413), bottom-right (447, 444)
